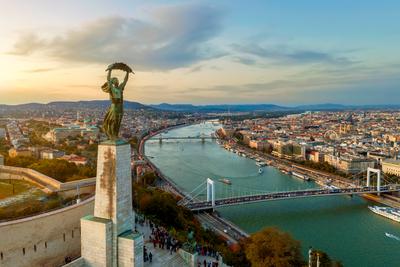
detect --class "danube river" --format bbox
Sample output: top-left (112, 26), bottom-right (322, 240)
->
top-left (145, 122), bottom-right (400, 266)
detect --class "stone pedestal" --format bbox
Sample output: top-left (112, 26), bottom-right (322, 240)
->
top-left (94, 142), bottom-right (134, 234)
top-left (117, 232), bottom-right (144, 267)
top-left (81, 141), bottom-right (143, 267)
top-left (81, 216), bottom-right (113, 267)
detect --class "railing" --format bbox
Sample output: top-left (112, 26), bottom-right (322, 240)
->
top-left (185, 185), bottom-right (400, 211)
top-left (158, 136), bottom-right (214, 140)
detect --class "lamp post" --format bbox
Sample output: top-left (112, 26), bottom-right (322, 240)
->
top-left (308, 247), bottom-right (313, 267)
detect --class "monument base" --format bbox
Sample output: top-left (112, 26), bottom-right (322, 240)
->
top-left (118, 231), bottom-right (144, 267)
top-left (81, 215), bottom-right (113, 267)
top-left (81, 216), bottom-right (144, 267)
top-left (79, 141), bottom-right (143, 267)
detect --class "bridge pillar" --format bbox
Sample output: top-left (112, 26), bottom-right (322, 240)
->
top-left (207, 178), bottom-right (215, 208)
top-left (367, 167), bottom-right (381, 195)
top-left (377, 170), bottom-right (381, 194)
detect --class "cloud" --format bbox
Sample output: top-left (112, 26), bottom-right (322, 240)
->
top-left (176, 64), bottom-right (400, 104)
top-left (232, 56), bottom-right (258, 66)
top-left (186, 65), bottom-right (204, 73)
top-left (25, 68), bottom-right (55, 73)
top-left (10, 4), bottom-right (225, 71)
top-left (231, 42), bottom-right (355, 66)
top-left (9, 33), bottom-right (44, 56)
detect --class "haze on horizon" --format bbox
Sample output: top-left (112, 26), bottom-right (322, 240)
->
top-left (0, 0), bottom-right (399, 106)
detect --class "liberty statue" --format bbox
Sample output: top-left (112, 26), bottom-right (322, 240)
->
top-left (101, 63), bottom-right (134, 140)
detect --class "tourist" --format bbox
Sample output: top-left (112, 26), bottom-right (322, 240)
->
top-left (143, 246), bottom-right (148, 262)
top-left (149, 252), bottom-right (153, 263)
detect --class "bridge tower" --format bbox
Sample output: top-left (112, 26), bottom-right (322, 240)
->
top-left (206, 178), bottom-right (215, 208)
top-left (367, 167), bottom-right (381, 195)
top-left (200, 133), bottom-right (206, 143)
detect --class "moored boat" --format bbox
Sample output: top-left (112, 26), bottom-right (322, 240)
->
top-left (369, 206), bottom-right (400, 223)
top-left (292, 171), bottom-right (310, 181)
top-left (219, 178), bottom-right (232, 185)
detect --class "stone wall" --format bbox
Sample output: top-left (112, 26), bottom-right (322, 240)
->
top-left (178, 249), bottom-right (198, 267)
top-left (0, 165), bottom-right (96, 196)
top-left (0, 197), bottom-right (94, 267)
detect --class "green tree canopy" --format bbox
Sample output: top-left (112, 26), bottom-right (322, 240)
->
top-left (28, 159), bottom-right (79, 182)
top-left (6, 157), bottom-right (96, 182)
top-left (6, 156), bottom-right (36, 168)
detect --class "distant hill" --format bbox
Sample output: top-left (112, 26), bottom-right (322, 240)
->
top-left (151, 103), bottom-right (400, 112)
top-left (294, 103), bottom-right (349, 110)
top-left (152, 103), bottom-right (199, 112)
top-left (0, 100), bottom-right (153, 111)
top-left (1, 101), bottom-right (400, 113)
top-left (150, 103), bottom-right (290, 112)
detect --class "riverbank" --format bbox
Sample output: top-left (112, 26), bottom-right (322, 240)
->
top-left (219, 138), bottom-right (400, 209)
top-left (138, 121), bottom-right (248, 244)
top-left (144, 122), bottom-right (400, 267)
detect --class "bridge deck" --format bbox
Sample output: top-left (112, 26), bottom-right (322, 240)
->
top-left (157, 136), bottom-right (214, 140)
top-left (185, 186), bottom-right (400, 211)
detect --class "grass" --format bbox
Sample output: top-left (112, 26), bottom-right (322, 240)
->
top-left (0, 180), bottom-right (33, 199)
top-left (0, 179), bottom-right (62, 221)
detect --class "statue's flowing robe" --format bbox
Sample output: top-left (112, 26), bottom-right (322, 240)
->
top-left (102, 83), bottom-right (123, 140)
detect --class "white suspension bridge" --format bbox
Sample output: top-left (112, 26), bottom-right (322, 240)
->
top-left (177, 168), bottom-right (400, 212)
top-left (157, 133), bottom-right (216, 143)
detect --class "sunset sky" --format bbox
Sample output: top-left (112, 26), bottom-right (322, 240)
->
top-left (1, 0), bottom-right (400, 105)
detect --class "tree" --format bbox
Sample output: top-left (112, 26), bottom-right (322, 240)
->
top-left (310, 250), bottom-right (343, 267)
top-left (220, 240), bottom-right (251, 267)
top-left (140, 172), bottom-right (157, 186)
top-left (6, 156), bottom-right (36, 168)
top-left (244, 227), bottom-right (304, 267)
top-left (28, 159), bottom-right (79, 182)
top-left (128, 136), bottom-right (140, 152)
top-left (0, 138), bottom-right (10, 154)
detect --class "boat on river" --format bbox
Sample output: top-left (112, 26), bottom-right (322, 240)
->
top-left (369, 206), bottom-right (400, 223)
top-left (385, 232), bottom-right (400, 241)
top-left (219, 178), bottom-right (232, 185)
top-left (258, 168), bottom-right (264, 174)
top-left (291, 171), bottom-right (311, 181)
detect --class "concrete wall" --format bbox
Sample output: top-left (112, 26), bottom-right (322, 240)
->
top-left (63, 257), bottom-right (85, 267)
top-left (0, 197), bottom-right (94, 267)
top-left (178, 249), bottom-right (198, 267)
top-left (0, 165), bottom-right (96, 196)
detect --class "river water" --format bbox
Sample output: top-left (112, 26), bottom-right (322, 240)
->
top-left (145, 122), bottom-right (400, 266)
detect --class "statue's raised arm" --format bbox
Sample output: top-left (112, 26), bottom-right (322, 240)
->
top-left (101, 62), bottom-right (134, 141)
top-left (119, 71), bottom-right (129, 91)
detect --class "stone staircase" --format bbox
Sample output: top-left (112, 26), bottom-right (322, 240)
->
top-left (143, 245), bottom-right (189, 267)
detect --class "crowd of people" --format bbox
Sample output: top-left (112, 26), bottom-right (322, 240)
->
top-left (196, 245), bottom-right (220, 267)
top-left (198, 259), bottom-right (219, 267)
top-left (149, 223), bottom-right (180, 254)
top-left (136, 216), bottom-right (181, 264)
top-left (136, 215), bottom-right (224, 267)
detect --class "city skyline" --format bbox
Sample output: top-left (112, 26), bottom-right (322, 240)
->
top-left (1, 0), bottom-right (400, 105)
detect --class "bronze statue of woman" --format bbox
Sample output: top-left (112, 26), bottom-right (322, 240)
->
top-left (101, 63), bottom-right (133, 140)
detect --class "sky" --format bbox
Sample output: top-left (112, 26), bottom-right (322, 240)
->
top-left (0, 0), bottom-right (399, 105)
